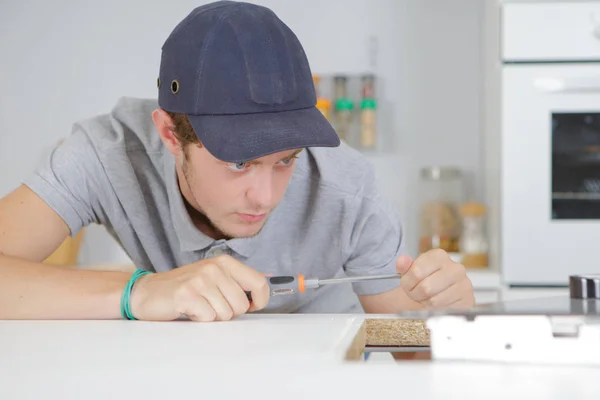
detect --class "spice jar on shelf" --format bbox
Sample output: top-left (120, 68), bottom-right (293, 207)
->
top-left (359, 74), bottom-right (377, 149)
top-left (459, 202), bottom-right (489, 268)
top-left (333, 75), bottom-right (354, 142)
top-left (418, 167), bottom-right (464, 257)
top-left (360, 98), bottom-right (377, 148)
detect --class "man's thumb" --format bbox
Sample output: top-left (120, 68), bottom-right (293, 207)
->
top-left (396, 255), bottom-right (413, 275)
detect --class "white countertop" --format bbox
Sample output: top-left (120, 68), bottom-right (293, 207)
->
top-left (2, 313), bottom-right (600, 399)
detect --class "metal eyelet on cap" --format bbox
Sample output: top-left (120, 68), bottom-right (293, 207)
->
top-left (171, 79), bottom-right (179, 94)
top-left (157, 77), bottom-right (161, 89)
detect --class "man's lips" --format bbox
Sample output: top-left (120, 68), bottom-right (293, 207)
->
top-left (236, 213), bottom-right (266, 223)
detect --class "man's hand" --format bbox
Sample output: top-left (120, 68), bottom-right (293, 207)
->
top-left (396, 249), bottom-right (475, 309)
top-left (129, 255), bottom-right (270, 322)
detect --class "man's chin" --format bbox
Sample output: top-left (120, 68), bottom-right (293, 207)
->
top-left (222, 219), bottom-right (268, 239)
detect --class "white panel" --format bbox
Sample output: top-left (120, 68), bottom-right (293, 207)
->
top-left (0, 314), bottom-right (365, 366)
top-left (3, 315), bottom-right (600, 398)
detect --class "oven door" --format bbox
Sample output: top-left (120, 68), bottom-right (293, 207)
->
top-left (502, 63), bottom-right (600, 286)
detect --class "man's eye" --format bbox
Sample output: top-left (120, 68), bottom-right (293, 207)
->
top-left (227, 162), bottom-right (248, 172)
top-left (279, 156), bottom-right (297, 166)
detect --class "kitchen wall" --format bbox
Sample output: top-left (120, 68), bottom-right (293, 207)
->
top-left (0, 0), bottom-right (485, 264)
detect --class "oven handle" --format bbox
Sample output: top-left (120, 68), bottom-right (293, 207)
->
top-left (534, 77), bottom-right (600, 93)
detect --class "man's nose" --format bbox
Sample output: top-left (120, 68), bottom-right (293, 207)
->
top-left (247, 171), bottom-right (273, 209)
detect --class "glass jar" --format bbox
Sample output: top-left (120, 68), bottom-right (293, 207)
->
top-left (418, 167), bottom-right (464, 256)
top-left (361, 74), bottom-right (376, 99)
top-left (359, 74), bottom-right (377, 149)
top-left (333, 75), bottom-right (353, 142)
top-left (360, 98), bottom-right (376, 148)
top-left (459, 202), bottom-right (489, 268)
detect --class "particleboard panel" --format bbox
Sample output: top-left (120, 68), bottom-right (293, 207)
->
top-left (364, 319), bottom-right (430, 347)
top-left (344, 320), bottom-right (367, 361)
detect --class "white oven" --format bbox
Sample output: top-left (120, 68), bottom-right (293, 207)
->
top-left (501, 1), bottom-right (600, 286)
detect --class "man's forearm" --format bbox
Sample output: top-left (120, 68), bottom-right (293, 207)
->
top-left (358, 286), bottom-right (424, 314)
top-left (0, 254), bottom-right (132, 319)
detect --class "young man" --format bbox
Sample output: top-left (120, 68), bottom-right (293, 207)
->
top-left (0, 1), bottom-right (474, 322)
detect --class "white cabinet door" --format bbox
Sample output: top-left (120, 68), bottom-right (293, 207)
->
top-left (502, 63), bottom-right (600, 285)
top-left (503, 2), bottom-right (600, 62)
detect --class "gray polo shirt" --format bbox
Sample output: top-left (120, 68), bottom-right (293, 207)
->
top-left (24, 97), bottom-right (405, 313)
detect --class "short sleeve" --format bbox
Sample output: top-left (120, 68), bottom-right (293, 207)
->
top-left (342, 172), bottom-right (408, 296)
top-left (23, 128), bottom-right (102, 237)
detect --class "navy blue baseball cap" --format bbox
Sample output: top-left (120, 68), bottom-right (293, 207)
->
top-left (157, 1), bottom-right (340, 162)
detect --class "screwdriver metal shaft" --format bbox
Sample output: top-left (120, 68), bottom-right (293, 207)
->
top-left (247, 273), bottom-right (402, 300)
top-left (303, 273), bottom-right (401, 290)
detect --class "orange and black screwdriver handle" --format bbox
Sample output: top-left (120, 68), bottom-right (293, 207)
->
top-left (245, 274), bottom-right (306, 301)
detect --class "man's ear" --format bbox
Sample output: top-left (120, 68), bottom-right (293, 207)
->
top-left (152, 109), bottom-right (181, 156)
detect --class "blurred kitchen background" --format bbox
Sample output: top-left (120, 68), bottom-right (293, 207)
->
top-left (2, 0), bottom-right (600, 304)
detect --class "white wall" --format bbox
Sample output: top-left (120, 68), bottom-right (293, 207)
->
top-left (0, 0), bottom-right (484, 264)
top-left (378, 0), bottom-right (484, 256)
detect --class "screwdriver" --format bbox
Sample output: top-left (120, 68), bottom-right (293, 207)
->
top-left (245, 273), bottom-right (401, 300)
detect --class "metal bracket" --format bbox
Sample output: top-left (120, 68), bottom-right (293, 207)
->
top-left (426, 315), bottom-right (600, 366)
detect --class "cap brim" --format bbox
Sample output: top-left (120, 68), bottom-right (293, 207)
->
top-left (186, 106), bottom-right (341, 162)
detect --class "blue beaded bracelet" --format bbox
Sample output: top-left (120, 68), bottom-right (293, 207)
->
top-left (120, 269), bottom-right (153, 320)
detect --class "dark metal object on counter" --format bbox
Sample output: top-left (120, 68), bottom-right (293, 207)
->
top-left (570, 274), bottom-right (600, 299)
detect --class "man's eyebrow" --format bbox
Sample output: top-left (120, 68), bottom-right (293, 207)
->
top-left (279, 149), bottom-right (304, 161)
top-left (235, 149), bottom-right (304, 165)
